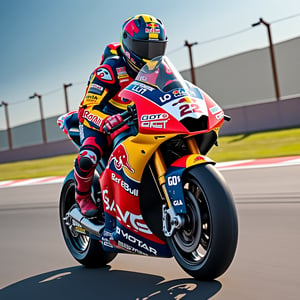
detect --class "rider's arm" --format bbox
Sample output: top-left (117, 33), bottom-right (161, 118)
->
top-left (78, 62), bottom-right (120, 131)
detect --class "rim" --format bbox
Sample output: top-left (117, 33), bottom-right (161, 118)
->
top-left (172, 177), bottom-right (212, 264)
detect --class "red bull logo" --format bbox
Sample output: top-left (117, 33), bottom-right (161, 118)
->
top-left (145, 22), bottom-right (160, 33)
top-left (193, 155), bottom-right (205, 163)
top-left (110, 144), bottom-right (134, 173)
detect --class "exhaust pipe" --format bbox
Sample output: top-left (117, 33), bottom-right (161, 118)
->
top-left (69, 207), bottom-right (104, 237)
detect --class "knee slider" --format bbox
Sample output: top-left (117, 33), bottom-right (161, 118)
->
top-left (75, 148), bottom-right (98, 176)
top-left (78, 156), bottom-right (94, 171)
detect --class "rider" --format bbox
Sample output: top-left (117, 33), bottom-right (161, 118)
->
top-left (74, 14), bottom-right (168, 217)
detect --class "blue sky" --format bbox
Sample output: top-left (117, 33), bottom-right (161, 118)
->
top-left (1, 0), bottom-right (300, 127)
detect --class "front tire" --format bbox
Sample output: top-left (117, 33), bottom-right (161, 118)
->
top-left (59, 171), bottom-right (117, 267)
top-left (167, 164), bottom-right (238, 280)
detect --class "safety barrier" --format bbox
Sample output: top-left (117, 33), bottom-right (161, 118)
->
top-left (0, 96), bottom-right (299, 163)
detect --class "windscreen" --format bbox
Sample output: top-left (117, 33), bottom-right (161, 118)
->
top-left (129, 56), bottom-right (212, 129)
top-left (135, 56), bottom-right (189, 93)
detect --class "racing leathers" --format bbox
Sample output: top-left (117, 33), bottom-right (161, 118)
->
top-left (74, 43), bottom-right (136, 217)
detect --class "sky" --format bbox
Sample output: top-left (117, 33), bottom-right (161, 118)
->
top-left (1, 0), bottom-right (300, 128)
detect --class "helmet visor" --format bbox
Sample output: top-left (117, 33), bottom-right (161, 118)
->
top-left (126, 38), bottom-right (167, 60)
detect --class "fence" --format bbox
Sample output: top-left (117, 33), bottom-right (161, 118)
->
top-left (0, 95), bottom-right (299, 163)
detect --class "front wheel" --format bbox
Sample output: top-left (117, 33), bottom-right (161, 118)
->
top-left (59, 171), bottom-right (117, 267)
top-left (167, 164), bottom-right (238, 280)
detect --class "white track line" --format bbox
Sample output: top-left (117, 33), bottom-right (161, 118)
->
top-left (1, 156), bottom-right (299, 189)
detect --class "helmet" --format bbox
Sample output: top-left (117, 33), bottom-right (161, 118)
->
top-left (120, 14), bottom-right (167, 72)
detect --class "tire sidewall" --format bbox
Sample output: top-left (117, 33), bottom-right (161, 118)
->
top-left (168, 164), bottom-right (238, 280)
top-left (59, 171), bottom-right (117, 266)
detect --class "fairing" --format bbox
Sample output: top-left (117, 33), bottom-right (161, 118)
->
top-left (120, 56), bottom-right (225, 135)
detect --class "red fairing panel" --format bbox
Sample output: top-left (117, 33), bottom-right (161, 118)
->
top-left (121, 89), bottom-right (189, 134)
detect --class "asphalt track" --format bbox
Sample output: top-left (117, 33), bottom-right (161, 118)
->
top-left (0, 163), bottom-right (299, 299)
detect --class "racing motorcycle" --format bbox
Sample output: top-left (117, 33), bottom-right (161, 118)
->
top-left (58, 56), bottom-right (238, 280)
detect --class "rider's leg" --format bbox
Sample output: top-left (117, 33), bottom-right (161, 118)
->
top-left (74, 126), bottom-right (107, 217)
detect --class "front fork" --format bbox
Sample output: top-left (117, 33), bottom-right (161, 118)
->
top-left (153, 137), bottom-right (201, 237)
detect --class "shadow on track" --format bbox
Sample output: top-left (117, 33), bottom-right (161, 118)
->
top-left (1, 266), bottom-right (222, 299)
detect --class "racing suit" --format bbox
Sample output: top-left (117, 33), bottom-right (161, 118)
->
top-left (75, 42), bottom-right (137, 217)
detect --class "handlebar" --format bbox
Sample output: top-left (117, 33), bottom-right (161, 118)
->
top-left (120, 104), bottom-right (137, 120)
top-left (224, 115), bottom-right (231, 122)
top-left (103, 105), bottom-right (137, 134)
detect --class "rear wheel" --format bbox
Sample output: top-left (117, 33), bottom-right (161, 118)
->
top-left (59, 171), bottom-right (117, 267)
top-left (167, 164), bottom-right (238, 280)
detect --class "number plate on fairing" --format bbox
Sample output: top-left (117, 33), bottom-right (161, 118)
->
top-left (165, 167), bottom-right (186, 214)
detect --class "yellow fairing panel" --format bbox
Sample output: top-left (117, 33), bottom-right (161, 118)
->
top-left (121, 133), bottom-right (177, 181)
top-left (171, 154), bottom-right (215, 169)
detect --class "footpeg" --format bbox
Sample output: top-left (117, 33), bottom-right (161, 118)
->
top-left (69, 207), bottom-right (104, 237)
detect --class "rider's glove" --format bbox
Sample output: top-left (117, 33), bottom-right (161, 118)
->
top-left (102, 114), bottom-right (129, 141)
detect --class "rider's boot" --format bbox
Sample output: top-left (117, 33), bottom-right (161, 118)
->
top-left (75, 191), bottom-right (98, 217)
top-left (74, 160), bottom-right (98, 217)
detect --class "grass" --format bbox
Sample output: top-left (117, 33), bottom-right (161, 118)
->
top-left (0, 154), bottom-right (77, 181)
top-left (209, 127), bottom-right (300, 162)
top-left (0, 127), bottom-right (299, 181)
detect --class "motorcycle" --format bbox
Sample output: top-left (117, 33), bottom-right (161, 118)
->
top-left (57, 56), bottom-right (238, 280)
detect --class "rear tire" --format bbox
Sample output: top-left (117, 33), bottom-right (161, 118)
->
top-left (59, 171), bottom-right (117, 267)
top-left (167, 164), bottom-right (238, 280)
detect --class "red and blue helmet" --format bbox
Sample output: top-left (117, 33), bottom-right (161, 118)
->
top-left (120, 14), bottom-right (167, 72)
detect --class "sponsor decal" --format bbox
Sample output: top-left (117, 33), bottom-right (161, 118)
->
top-left (159, 93), bottom-right (172, 103)
top-left (145, 23), bottom-right (160, 34)
top-left (159, 89), bottom-right (199, 103)
top-left (84, 94), bottom-right (99, 104)
top-left (149, 33), bottom-right (158, 39)
top-left (117, 240), bottom-right (147, 255)
top-left (82, 111), bottom-right (103, 127)
top-left (173, 199), bottom-right (184, 206)
top-left (116, 67), bottom-right (129, 79)
top-left (137, 82), bottom-right (155, 91)
top-left (159, 91), bottom-right (188, 103)
top-left (167, 176), bottom-right (184, 206)
top-left (209, 105), bottom-right (222, 114)
top-left (165, 169), bottom-right (186, 213)
top-left (119, 79), bottom-right (130, 84)
top-left (102, 189), bottom-right (115, 212)
top-left (167, 175), bottom-right (181, 186)
top-left (110, 144), bottom-right (134, 173)
top-left (141, 120), bottom-right (168, 129)
top-left (119, 78), bottom-right (130, 84)
top-left (193, 155), bottom-right (205, 163)
top-left (141, 113), bottom-right (169, 121)
top-left (103, 193), bottom-right (152, 234)
top-left (130, 82), bottom-right (155, 96)
top-left (89, 83), bottom-right (104, 95)
top-left (103, 240), bottom-right (114, 249)
top-left (141, 113), bottom-right (169, 129)
top-left (172, 89), bottom-right (184, 98)
top-left (215, 111), bottom-right (224, 120)
top-left (86, 94), bottom-right (98, 100)
top-left (124, 50), bottom-right (137, 66)
top-left (111, 173), bottom-right (139, 196)
top-left (96, 66), bottom-right (114, 82)
top-left (116, 226), bottom-right (157, 255)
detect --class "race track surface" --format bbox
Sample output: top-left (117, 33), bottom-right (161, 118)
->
top-left (0, 160), bottom-right (299, 299)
